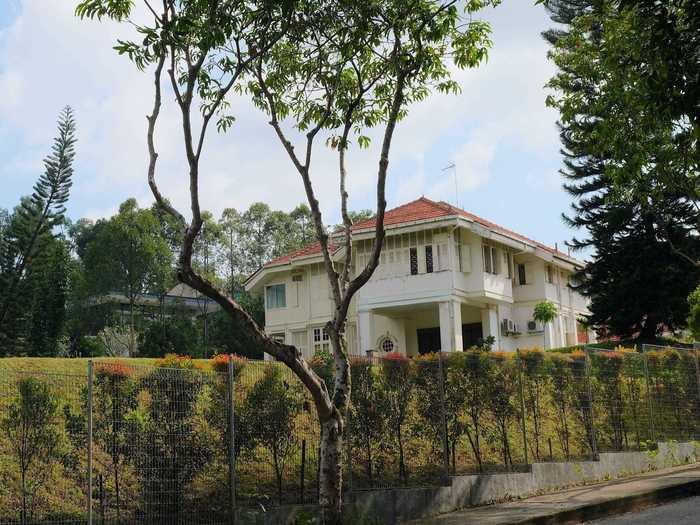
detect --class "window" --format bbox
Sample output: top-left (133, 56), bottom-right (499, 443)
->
top-left (292, 330), bottom-right (309, 358)
top-left (409, 247), bottom-right (418, 275)
top-left (545, 265), bottom-right (554, 284)
top-left (313, 327), bottom-right (331, 353)
top-left (517, 263), bottom-right (527, 285)
top-left (482, 244), bottom-right (499, 274)
top-left (505, 251), bottom-right (513, 279)
top-left (380, 337), bottom-right (395, 353)
top-left (265, 284), bottom-right (286, 309)
top-left (425, 245), bottom-right (434, 273)
top-left (483, 245), bottom-right (492, 273)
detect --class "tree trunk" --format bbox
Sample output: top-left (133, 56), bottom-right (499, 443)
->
top-left (319, 412), bottom-right (344, 525)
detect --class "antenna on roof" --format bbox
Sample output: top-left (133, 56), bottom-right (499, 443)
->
top-left (441, 161), bottom-right (458, 208)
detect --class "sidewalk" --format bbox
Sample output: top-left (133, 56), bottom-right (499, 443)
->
top-left (406, 463), bottom-right (700, 525)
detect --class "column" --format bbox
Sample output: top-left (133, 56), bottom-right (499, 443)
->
top-left (439, 299), bottom-right (463, 352)
top-left (480, 306), bottom-right (500, 350)
top-left (358, 310), bottom-right (374, 354)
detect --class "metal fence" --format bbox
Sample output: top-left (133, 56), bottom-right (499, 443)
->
top-left (1, 346), bottom-right (699, 523)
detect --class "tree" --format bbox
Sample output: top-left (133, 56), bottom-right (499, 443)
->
top-left (1, 377), bottom-right (62, 523)
top-left (25, 236), bottom-right (71, 356)
top-left (92, 364), bottom-right (138, 522)
top-left (349, 358), bottom-right (387, 486)
top-left (688, 285), bottom-right (700, 341)
top-left (379, 353), bottom-right (412, 483)
top-left (543, 0), bottom-right (700, 339)
top-left (82, 199), bottom-right (173, 354)
top-left (136, 355), bottom-right (211, 521)
top-left (245, 365), bottom-right (302, 503)
top-left (0, 107), bottom-right (76, 343)
top-left (533, 301), bottom-right (557, 349)
top-left (487, 354), bottom-right (517, 468)
top-left (77, 1), bottom-right (498, 520)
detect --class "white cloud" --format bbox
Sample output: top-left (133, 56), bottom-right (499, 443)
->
top-left (0, 1), bottom-right (561, 225)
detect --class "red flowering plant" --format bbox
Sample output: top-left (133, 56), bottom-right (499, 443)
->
top-left (211, 353), bottom-right (248, 379)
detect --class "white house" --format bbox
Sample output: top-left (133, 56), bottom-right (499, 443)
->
top-left (245, 197), bottom-right (594, 358)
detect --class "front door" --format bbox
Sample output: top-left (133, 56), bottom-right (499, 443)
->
top-left (417, 327), bottom-right (441, 355)
top-left (417, 322), bottom-right (484, 354)
top-left (462, 322), bottom-right (483, 349)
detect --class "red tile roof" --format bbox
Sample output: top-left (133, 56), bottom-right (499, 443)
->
top-left (262, 197), bottom-right (574, 269)
top-left (353, 197), bottom-right (569, 257)
top-left (263, 242), bottom-right (339, 268)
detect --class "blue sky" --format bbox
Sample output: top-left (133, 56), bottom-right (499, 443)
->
top-left (0, 1), bottom-right (581, 255)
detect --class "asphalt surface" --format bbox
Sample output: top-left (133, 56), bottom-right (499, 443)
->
top-left (585, 495), bottom-right (700, 524)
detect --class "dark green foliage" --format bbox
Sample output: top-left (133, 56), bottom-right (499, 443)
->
top-left (544, 1), bottom-right (700, 339)
top-left (138, 313), bottom-right (199, 358)
top-left (26, 238), bottom-right (71, 356)
top-left (208, 292), bottom-right (265, 359)
top-left (0, 107), bottom-right (76, 350)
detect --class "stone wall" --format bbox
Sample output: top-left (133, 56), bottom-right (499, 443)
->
top-left (237, 441), bottom-right (700, 524)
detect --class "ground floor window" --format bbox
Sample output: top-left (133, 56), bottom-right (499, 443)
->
top-left (312, 327), bottom-right (330, 353)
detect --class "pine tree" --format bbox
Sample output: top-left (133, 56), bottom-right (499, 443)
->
top-left (0, 106), bottom-right (76, 342)
top-left (544, 1), bottom-right (700, 339)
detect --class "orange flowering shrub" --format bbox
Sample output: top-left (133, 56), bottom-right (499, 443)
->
top-left (95, 362), bottom-right (135, 380)
top-left (211, 353), bottom-right (247, 377)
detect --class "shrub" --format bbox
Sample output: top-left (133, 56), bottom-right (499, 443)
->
top-left (211, 353), bottom-right (247, 377)
top-left (244, 366), bottom-right (302, 503)
top-left (1, 377), bottom-right (63, 523)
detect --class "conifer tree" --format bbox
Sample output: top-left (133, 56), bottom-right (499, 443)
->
top-left (543, 1), bottom-right (700, 339)
top-left (0, 107), bottom-right (76, 339)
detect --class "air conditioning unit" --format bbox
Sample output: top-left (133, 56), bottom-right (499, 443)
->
top-left (527, 320), bottom-right (540, 332)
top-left (501, 318), bottom-right (517, 335)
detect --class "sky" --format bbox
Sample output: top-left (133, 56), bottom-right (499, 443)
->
top-left (0, 1), bottom-right (580, 255)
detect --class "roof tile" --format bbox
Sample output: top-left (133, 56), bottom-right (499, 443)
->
top-left (263, 197), bottom-right (573, 269)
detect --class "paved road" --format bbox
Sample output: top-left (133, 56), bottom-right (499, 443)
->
top-left (586, 496), bottom-right (700, 524)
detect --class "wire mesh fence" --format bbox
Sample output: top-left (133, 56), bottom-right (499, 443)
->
top-left (1, 345), bottom-right (699, 523)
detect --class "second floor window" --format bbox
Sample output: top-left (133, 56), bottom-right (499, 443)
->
top-left (517, 263), bottom-right (527, 285)
top-left (265, 283), bottom-right (286, 309)
top-left (425, 245), bottom-right (434, 273)
top-left (545, 265), bottom-right (554, 284)
top-left (410, 247), bottom-right (418, 275)
top-left (482, 244), bottom-right (500, 274)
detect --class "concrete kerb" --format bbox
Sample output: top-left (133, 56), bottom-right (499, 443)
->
top-left (516, 478), bottom-right (700, 525)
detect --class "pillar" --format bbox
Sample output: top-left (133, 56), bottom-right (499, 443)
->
top-left (439, 299), bottom-right (463, 352)
top-left (480, 306), bottom-right (500, 351)
top-left (358, 310), bottom-right (374, 354)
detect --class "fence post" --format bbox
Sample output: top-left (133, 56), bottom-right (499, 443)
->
top-left (436, 351), bottom-right (450, 480)
top-left (87, 360), bottom-right (94, 525)
top-left (641, 346), bottom-right (656, 442)
top-left (583, 349), bottom-right (598, 459)
top-left (515, 350), bottom-right (529, 466)
top-left (693, 344), bottom-right (700, 424)
top-left (227, 355), bottom-right (237, 523)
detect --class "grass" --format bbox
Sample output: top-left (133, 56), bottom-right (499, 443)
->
top-left (0, 356), bottom-right (217, 375)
